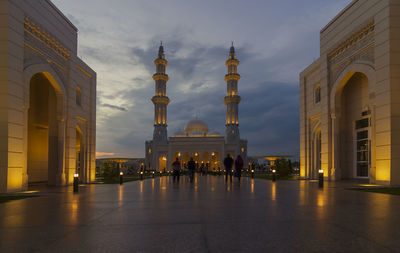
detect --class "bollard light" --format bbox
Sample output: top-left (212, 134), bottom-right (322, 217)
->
top-left (119, 171), bottom-right (123, 185)
top-left (272, 169), bottom-right (276, 182)
top-left (251, 169), bottom-right (255, 178)
top-left (318, 169), bottom-right (324, 188)
top-left (73, 173), bottom-right (79, 193)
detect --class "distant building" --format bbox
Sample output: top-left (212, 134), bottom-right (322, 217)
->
top-left (145, 43), bottom-right (247, 171)
top-left (300, 0), bottom-right (400, 185)
top-left (0, 0), bottom-right (96, 192)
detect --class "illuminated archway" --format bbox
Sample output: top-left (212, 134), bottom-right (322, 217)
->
top-left (158, 155), bottom-right (167, 172)
top-left (27, 73), bottom-right (59, 185)
top-left (335, 72), bottom-right (371, 179)
top-left (211, 151), bottom-right (220, 171)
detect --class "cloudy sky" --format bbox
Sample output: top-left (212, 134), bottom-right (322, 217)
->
top-left (52, 0), bottom-right (351, 159)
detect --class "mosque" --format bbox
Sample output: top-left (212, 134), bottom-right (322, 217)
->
top-left (145, 43), bottom-right (248, 171)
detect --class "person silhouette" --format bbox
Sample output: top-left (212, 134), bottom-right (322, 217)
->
top-left (224, 154), bottom-right (234, 183)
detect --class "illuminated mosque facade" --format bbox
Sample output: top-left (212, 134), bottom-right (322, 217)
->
top-left (145, 43), bottom-right (247, 171)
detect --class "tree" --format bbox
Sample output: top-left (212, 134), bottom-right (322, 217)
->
top-left (100, 161), bottom-right (119, 182)
top-left (275, 158), bottom-right (291, 177)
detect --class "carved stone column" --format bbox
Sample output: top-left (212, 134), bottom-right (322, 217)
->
top-left (331, 113), bottom-right (339, 180)
top-left (56, 117), bottom-right (66, 185)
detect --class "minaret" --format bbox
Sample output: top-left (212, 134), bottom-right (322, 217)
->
top-left (151, 42), bottom-right (170, 143)
top-left (224, 43), bottom-right (241, 143)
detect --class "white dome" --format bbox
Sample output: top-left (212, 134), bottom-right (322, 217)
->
top-left (184, 119), bottom-right (209, 135)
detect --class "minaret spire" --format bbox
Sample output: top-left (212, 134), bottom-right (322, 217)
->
top-left (224, 43), bottom-right (241, 144)
top-left (152, 42), bottom-right (170, 143)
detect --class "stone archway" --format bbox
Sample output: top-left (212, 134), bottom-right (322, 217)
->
top-left (158, 155), bottom-right (167, 172)
top-left (331, 65), bottom-right (374, 180)
top-left (27, 73), bottom-right (60, 185)
top-left (23, 63), bottom-right (67, 187)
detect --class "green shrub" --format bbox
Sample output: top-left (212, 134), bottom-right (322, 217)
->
top-left (275, 158), bottom-right (291, 177)
top-left (100, 161), bottom-right (119, 181)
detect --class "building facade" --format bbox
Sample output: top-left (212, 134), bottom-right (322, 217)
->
top-left (0, 0), bottom-right (96, 192)
top-left (300, 0), bottom-right (400, 185)
top-left (145, 43), bottom-right (247, 171)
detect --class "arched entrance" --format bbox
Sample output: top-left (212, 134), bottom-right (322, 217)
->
top-left (335, 72), bottom-right (370, 179)
top-left (211, 151), bottom-right (220, 171)
top-left (182, 152), bottom-right (190, 169)
top-left (27, 73), bottom-right (59, 185)
top-left (193, 152), bottom-right (200, 170)
top-left (76, 127), bottom-right (83, 182)
top-left (158, 155), bottom-right (167, 172)
top-left (311, 127), bottom-right (321, 179)
top-left (202, 152), bottom-right (210, 172)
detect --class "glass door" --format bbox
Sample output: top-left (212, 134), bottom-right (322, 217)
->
top-left (355, 118), bottom-right (370, 177)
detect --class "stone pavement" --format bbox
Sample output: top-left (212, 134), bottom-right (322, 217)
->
top-left (0, 175), bottom-right (399, 252)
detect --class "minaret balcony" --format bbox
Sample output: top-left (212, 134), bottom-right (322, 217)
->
top-left (225, 59), bottom-right (239, 66)
top-left (154, 58), bottom-right (168, 66)
top-left (152, 96), bottom-right (170, 105)
top-left (153, 73), bottom-right (169, 82)
top-left (224, 73), bottom-right (241, 82)
top-left (223, 95), bottom-right (241, 105)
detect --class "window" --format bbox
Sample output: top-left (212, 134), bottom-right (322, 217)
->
top-left (76, 87), bottom-right (82, 106)
top-left (315, 86), bottom-right (321, 104)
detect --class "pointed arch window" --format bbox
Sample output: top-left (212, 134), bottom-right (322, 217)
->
top-left (315, 86), bottom-right (321, 104)
top-left (76, 87), bottom-right (82, 106)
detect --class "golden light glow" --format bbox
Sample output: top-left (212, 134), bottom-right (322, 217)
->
top-left (271, 183), bottom-right (276, 201)
top-left (120, 172), bottom-right (123, 176)
top-left (74, 173), bottom-right (79, 178)
top-left (154, 58), bottom-right (168, 66)
top-left (152, 73), bottom-right (169, 82)
top-left (17, 190), bottom-right (39, 194)
top-left (376, 161), bottom-right (390, 181)
top-left (319, 169), bottom-right (324, 174)
top-left (96, 152), bottom-right (115, 158)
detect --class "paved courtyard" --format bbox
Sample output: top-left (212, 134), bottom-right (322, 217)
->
top-left (0, 175), bottom-right (399, 252)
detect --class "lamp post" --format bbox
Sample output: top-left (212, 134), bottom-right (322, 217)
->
top-left (251, 169), bottom-right (255, 178)
top-left (272, 169), bottom-right (276, 182)
top-left (140, 171), bottom-right (144, 180)
top-left (152, 171), bottom-right (155, 178)
top-left (73, 173), bottom-right (79, 193)
top-left (119, 171), bottom-right (123, 185)
top-left (319, 169), bottom-right (324, 188)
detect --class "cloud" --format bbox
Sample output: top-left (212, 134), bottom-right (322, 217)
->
top-left (96, 152), bottom-right (116, 158)
top-left (101, 103), bottom-right (128, 112)
top-left (51, 0), bottom-right (352, 159)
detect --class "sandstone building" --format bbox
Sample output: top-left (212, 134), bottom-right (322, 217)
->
top-left (300, 0), bottom-right (400, 185)
top-left (0, 0), bottom-right (96, 192)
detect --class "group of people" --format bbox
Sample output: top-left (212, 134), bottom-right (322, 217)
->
top-left (171, 153), bottom-right (244, 183)
top-left (223, 154), bottom-right (244, 182)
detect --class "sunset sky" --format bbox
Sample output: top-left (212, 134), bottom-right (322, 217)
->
top-left (52, 0), bottom-right (351, 159)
